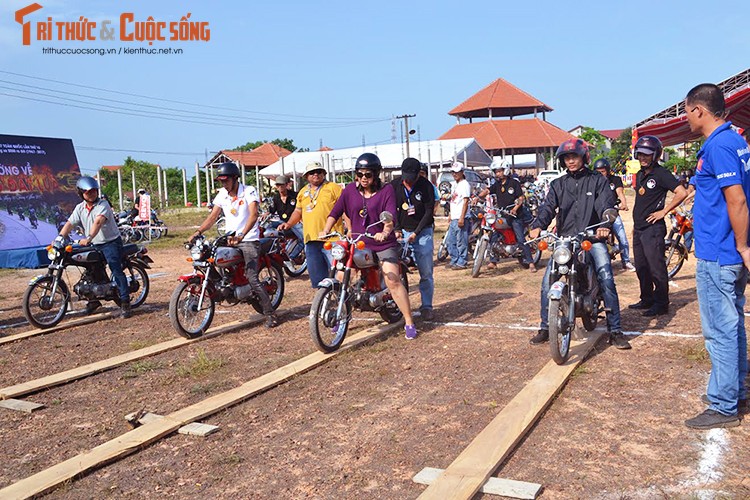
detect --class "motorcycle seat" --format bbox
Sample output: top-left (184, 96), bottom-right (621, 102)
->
top-left (122, 243), bottom-right (139, 256)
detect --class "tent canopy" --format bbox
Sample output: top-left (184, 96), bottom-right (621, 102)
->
top-left (259, 139), bottom-right (492, 178)
top-left (636, 68), bottom-right (750, 146)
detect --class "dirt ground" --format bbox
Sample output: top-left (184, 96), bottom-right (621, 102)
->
top-left (1, 195), bottom-right (749, 499)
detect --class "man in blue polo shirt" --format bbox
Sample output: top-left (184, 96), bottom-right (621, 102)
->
top-left (683, 83), bottom-right (750, 430)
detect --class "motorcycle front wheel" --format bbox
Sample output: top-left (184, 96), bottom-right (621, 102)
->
top-left (250, 262), bottom-right (285, 314)
top-left (126, 263), bottom-right (150, 308)
top-left (436, 237), bottom-right (449, 262)
top-left (169, 281), bottom-right (215, 339)
top-left (549, 295), bottom-right (572, 365)
top-left (23, 276), bottom-right (69, 329)
top-left (665, 239), bottom-right (687, 279)
top-left (471, 239), bottom-right (488, 278)
top-left (283, 247), bottom-right (307, 277)
top-left (310, 284), bottom-right (352, 353)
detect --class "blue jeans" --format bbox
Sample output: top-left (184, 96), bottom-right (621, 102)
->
top-left (684, 231), bottom-right (694, 252)
top-left (612, 216), bottom-right (631, 264)
top-left (306, 241), bottom-right (333, 288)
top-left (539, 241), bottom-right (621, 332)
top-left (402, 227), bottom-right (434, 311)
top-left (94, 237), bottom-right (130, 303)
top-left (446, 218), bottom-right (471, 266)
top-left (696, 259), bottom-right (748, 415)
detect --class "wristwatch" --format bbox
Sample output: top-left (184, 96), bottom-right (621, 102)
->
top-left (237, 232), bottom-right (245, 239)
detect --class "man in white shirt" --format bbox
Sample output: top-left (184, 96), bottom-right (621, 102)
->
top-left (190, 163), bottom-right (278, 327)
top-left (445, 161), bottom-right (472, 269)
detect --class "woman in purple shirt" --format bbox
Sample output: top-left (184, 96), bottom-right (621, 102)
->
top-left (321, 153), bottom-right (417, 340)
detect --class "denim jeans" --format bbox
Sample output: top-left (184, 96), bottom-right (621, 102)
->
top-left (306, 241), bottom-right (333, 288)
top-left (446, 218), bottom-right (470, 266)
top-left (402, 227), bottom-right (434, 310)
top-left (539, 241), bottom-right (621, 332)
top-left (684, 231), bottom-right (694, 252)
top-left (612, 216), bottom-right (631, 263)
top-left (696, 259), bottom-right (748, 415)
top-left (94, 236), bottom-right (129, 303)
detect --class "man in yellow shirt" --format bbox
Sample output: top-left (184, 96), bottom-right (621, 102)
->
top-left (279, 161), bottom-right (342, 288)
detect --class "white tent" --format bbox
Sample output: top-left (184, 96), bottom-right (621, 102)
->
top-left (259, 138), bottom-right (492, 179)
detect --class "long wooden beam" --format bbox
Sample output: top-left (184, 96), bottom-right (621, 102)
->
top-left (0, 310), bottom-right (117, 346)
top-left (0, 320), bottom-right (402, 499)
top-left (417, 333), bottom-right (604, 500)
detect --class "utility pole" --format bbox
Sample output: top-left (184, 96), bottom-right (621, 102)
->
top-left (395, 114), bottom-right (416, 157)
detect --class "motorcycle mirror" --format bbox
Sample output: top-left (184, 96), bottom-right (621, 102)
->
top-left (602, 208), bottom-right (618, 223)
top-left (379, 211), bottom-right (394, 223)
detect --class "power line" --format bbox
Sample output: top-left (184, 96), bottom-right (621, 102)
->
top-left (77, 146), bottom-right (205, 156)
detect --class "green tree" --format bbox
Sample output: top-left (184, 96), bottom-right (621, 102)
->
top-left (664, 140), bottom-right (703, 174)
top-left (579, 127), bottom-right (607, 159)
top-left (607, 127), bottom-right (633, 173)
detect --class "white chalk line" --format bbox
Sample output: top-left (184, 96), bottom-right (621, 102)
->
top-left (423, 321), bottom-right (703, 339)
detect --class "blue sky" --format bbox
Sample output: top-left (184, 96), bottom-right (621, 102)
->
top-left (1, 0), bottom-right (748, 176)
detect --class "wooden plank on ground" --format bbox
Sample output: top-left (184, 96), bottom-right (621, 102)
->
top-left (0, 399), bottom-right (45, 413)
top-left (0, 319), bottom-right (403, 499)
top-left (0, 316), bottom-right (259, 401)
top-left (413, 467), bottom-right (541, 499)
top-left (0, 311), bottom-right (116, 346)
top-left (418, 333), bottom-right (603, 500)
top-left (125, 411), bottom-right (219, 437)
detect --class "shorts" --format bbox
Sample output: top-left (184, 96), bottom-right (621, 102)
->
top-left (376, 246), bottom-right (400, 264)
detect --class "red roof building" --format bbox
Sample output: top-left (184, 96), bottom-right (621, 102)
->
top-left (206, 143), bottom-right (292, 169)
top-left (449, 78), bottom-right (553, 120)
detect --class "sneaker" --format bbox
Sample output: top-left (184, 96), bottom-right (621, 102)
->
top-left (701, 394), bottom-right (748, 412)
top-left (452, 264), bottom-right (467, 270)
top-left (120, 301), bottom-right (132, 319)
top-left (643, 306), bottom-right (669, 317)
top-left (624, 262), bottom-right (636, 272)
top-left (405, 324), bottom-right (418, 340)
top-left (85, 300), bottom-right (102, 315)
top-left (265, 314), bottom-right (279, 328)
top-left (529, 329), bottom-right (549, 345)
top-left (487, 262), bottom-right (497, 270)
top-left (684, 409), bottom-right (740, 429)
top-left (420, 308), bottom-right (435, 321)
top-left (628, 300), bottom-right (653, 310)
top-left (608, 332), bottom-right (632, 350)
top-left (529, 263), bottom-right (537, 273)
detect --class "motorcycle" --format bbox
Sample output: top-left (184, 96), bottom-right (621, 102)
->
top-left (438, 184), bottom-right (450, 217)
top-left (471, 198), bottom-right (542, 277)
top-left (260, 215), bottom-right (307, 278)
top-left (309, 212), bottom-right (409, 353)
top-left (29, 213), bottom-right (38, 229)
top-left (536, 208), bottom-right (618, 364)
top-left (436, 204), bottom-right (482, 263)
top-left (664, 209), bottom-right (692, 279)
top-left (23, 236), bottom-right (152, 329)
top-left (168, 232), bottom-right (285, 339)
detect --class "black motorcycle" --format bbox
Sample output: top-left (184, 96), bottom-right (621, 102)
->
top-left (22, 236), bottom-right (153, 329)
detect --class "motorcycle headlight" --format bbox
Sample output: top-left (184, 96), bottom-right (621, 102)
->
top-left (190, 245), bottom-right (204, 261)
top-left (331, 244), bottom-right (346, 261)
top-left (552, 245), bottom-right (572, 265)
top-left (47, 247), bottom-right (59, 260)
top-left (485, 215), bottom-right (496, 225)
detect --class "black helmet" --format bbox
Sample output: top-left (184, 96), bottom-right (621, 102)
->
top-left (634, 135), bottom-right (663, 166)
top-left (355, 153), bottom-right (382, 173)
top-left (555, 139), bottom-right (590, 169)
top-left (593, 158), bottom-right (611, 171)
top-left (216, 162), bottom-right (240, 179)
top-left (76, 176), bottom-right (99, 199)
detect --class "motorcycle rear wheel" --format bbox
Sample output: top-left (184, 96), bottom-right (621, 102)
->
top-left (126, 263), bottom-right (150, 308)
top-left (310, 284), bottom-right (351, 353)
top-left (169, 281), bottom-right (215, 339)
top-left (665, 239), bottom-right (687, 279)
top-left (283, 248), bottom-right (307, 277)
top-left (250, 262), bottom-right (285, 314)
top-left (549, 295), bottom-right (572, 365)
top-left (471, 239), bottom-right (488, 278)
top-left (23, 276), bottom-right (69, 329)
top-left (378, 269), bottom-right (409, 324)
top-left (436, 237), bottom-right (449, 262)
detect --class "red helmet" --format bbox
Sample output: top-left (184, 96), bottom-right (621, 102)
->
top-left (555, 139), bottom-right (590, 169)
top-left (634, 135), bottom-right (663, 165)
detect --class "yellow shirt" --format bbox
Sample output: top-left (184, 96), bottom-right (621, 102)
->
top-left (296, 181), bottom-right (343, 243)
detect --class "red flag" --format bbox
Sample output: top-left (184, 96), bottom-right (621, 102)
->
top-left (630, 128), bottom-right (639, 157)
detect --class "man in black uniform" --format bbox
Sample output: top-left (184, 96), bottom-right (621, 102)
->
top-left (629, 136), bottom-right (687, 316)
top-left (270, 175), bottom-right (304, 254)
top-left (478, 159), bottom-right (536, 271)
top-left (528, 139), bottom-right (630, 349)
top-left (392, 158), bottom-right (436, 320)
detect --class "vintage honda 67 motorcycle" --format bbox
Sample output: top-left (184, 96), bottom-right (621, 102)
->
top-left (309, 212), bottom-right (409, 353)
top-left (169, 232), bottom-right (285, 339)
top-left (471, 198), bottom-right (541, 277)
top-left (537, 208), bottom-right (618, 364)
top-left (23, 236), bottom-right (152, 329)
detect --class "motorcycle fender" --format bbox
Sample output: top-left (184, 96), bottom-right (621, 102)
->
top-left (178, 273), bottom-right (203, 284)
top-left (317, 277), bottom-right (340, 289)
top-left (28, 274), bottom-right (48, 286)
top-left (547, 280), bottom-right (567, 301)
top-left (131, 257), bottom-right (153, 269)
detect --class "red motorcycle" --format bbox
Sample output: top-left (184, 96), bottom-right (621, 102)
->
top-left (471, 197), bottom-right (541, 277)
top-left (168, 232), bottom-right (285, 338)
top-left (665, 209), bottom-right (693, 279)
top-left (309, 212), bottom-right (409, 353)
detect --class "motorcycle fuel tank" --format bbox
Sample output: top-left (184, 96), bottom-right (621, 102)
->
top-left (353, 248), bottom-right (377, 268)
top-left (71, 250), bottom-right (103, 263)
top-left (214, 247), bottom-right (244, 268)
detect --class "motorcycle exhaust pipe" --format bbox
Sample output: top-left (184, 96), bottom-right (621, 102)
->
top-left (368, 289), bottom-right (390, 309)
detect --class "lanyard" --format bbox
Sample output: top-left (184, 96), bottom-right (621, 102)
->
top-left (403, 184), bottom-right (414, 207)
top-left (306, 182), bottom-right (324, 206)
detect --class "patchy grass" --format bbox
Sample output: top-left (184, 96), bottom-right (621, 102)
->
top-left (680, 342), bottom-right (710, 364)
top-left (571, 365), bottom-right (591, 378)
top-left (177, 348), bottom-right (225, 378)
top-left (128, 340), bottom-right (157, 350)
top-left (161, 209), bottom-right (210, 228)
top-left (190, 381), bottom-right (222, 395)
top-left (216, 454), bottom-right (244, 466)
top-left (122, 359), bottom-right (162, 379)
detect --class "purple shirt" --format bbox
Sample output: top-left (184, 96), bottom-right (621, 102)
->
top-left (328, 182), bottom-right (398, 252)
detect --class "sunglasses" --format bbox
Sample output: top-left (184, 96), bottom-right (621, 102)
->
top-left (307, 170), bottom-right (325, 176)
top-left (355, 171), bottom-right (374, 179)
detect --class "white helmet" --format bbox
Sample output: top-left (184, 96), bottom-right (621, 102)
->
top-left (491, 158), bottom-right (510, 175)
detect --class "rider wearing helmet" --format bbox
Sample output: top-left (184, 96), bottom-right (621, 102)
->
top-left (528, 139), bottom-right (629, 349)
top-left (478, 158), bottom-right (536, 271)
top-left (321, 152), bottom-right (418, 340)
top-left (190, 162), bottom-right (278, 327)
top-left (629, 135), bottom-right (687, 317)
top-left (593, 158), bottom-right (635, 271)
top-left (58, 176), bottom-right (132, 317)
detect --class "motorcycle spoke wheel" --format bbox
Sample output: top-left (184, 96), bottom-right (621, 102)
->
top-left (169, 281), bottom-right (214, 338)
top-left (23, 276), bottom-right (69, 329)
top-left (251, 263), bottom-right (285, 313)
top-left (471, 239), bottom-right (488, 278)
top-left (378, 271), bottom-right (408, 324)
top-left (126, 264), bottom-right (150, 308)
top-left (665, 241), bottom-right (686, 279)
top-left (548, 296), bottom-right (572, 365)
top-left (309, 286), bottom-right (350, 353)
